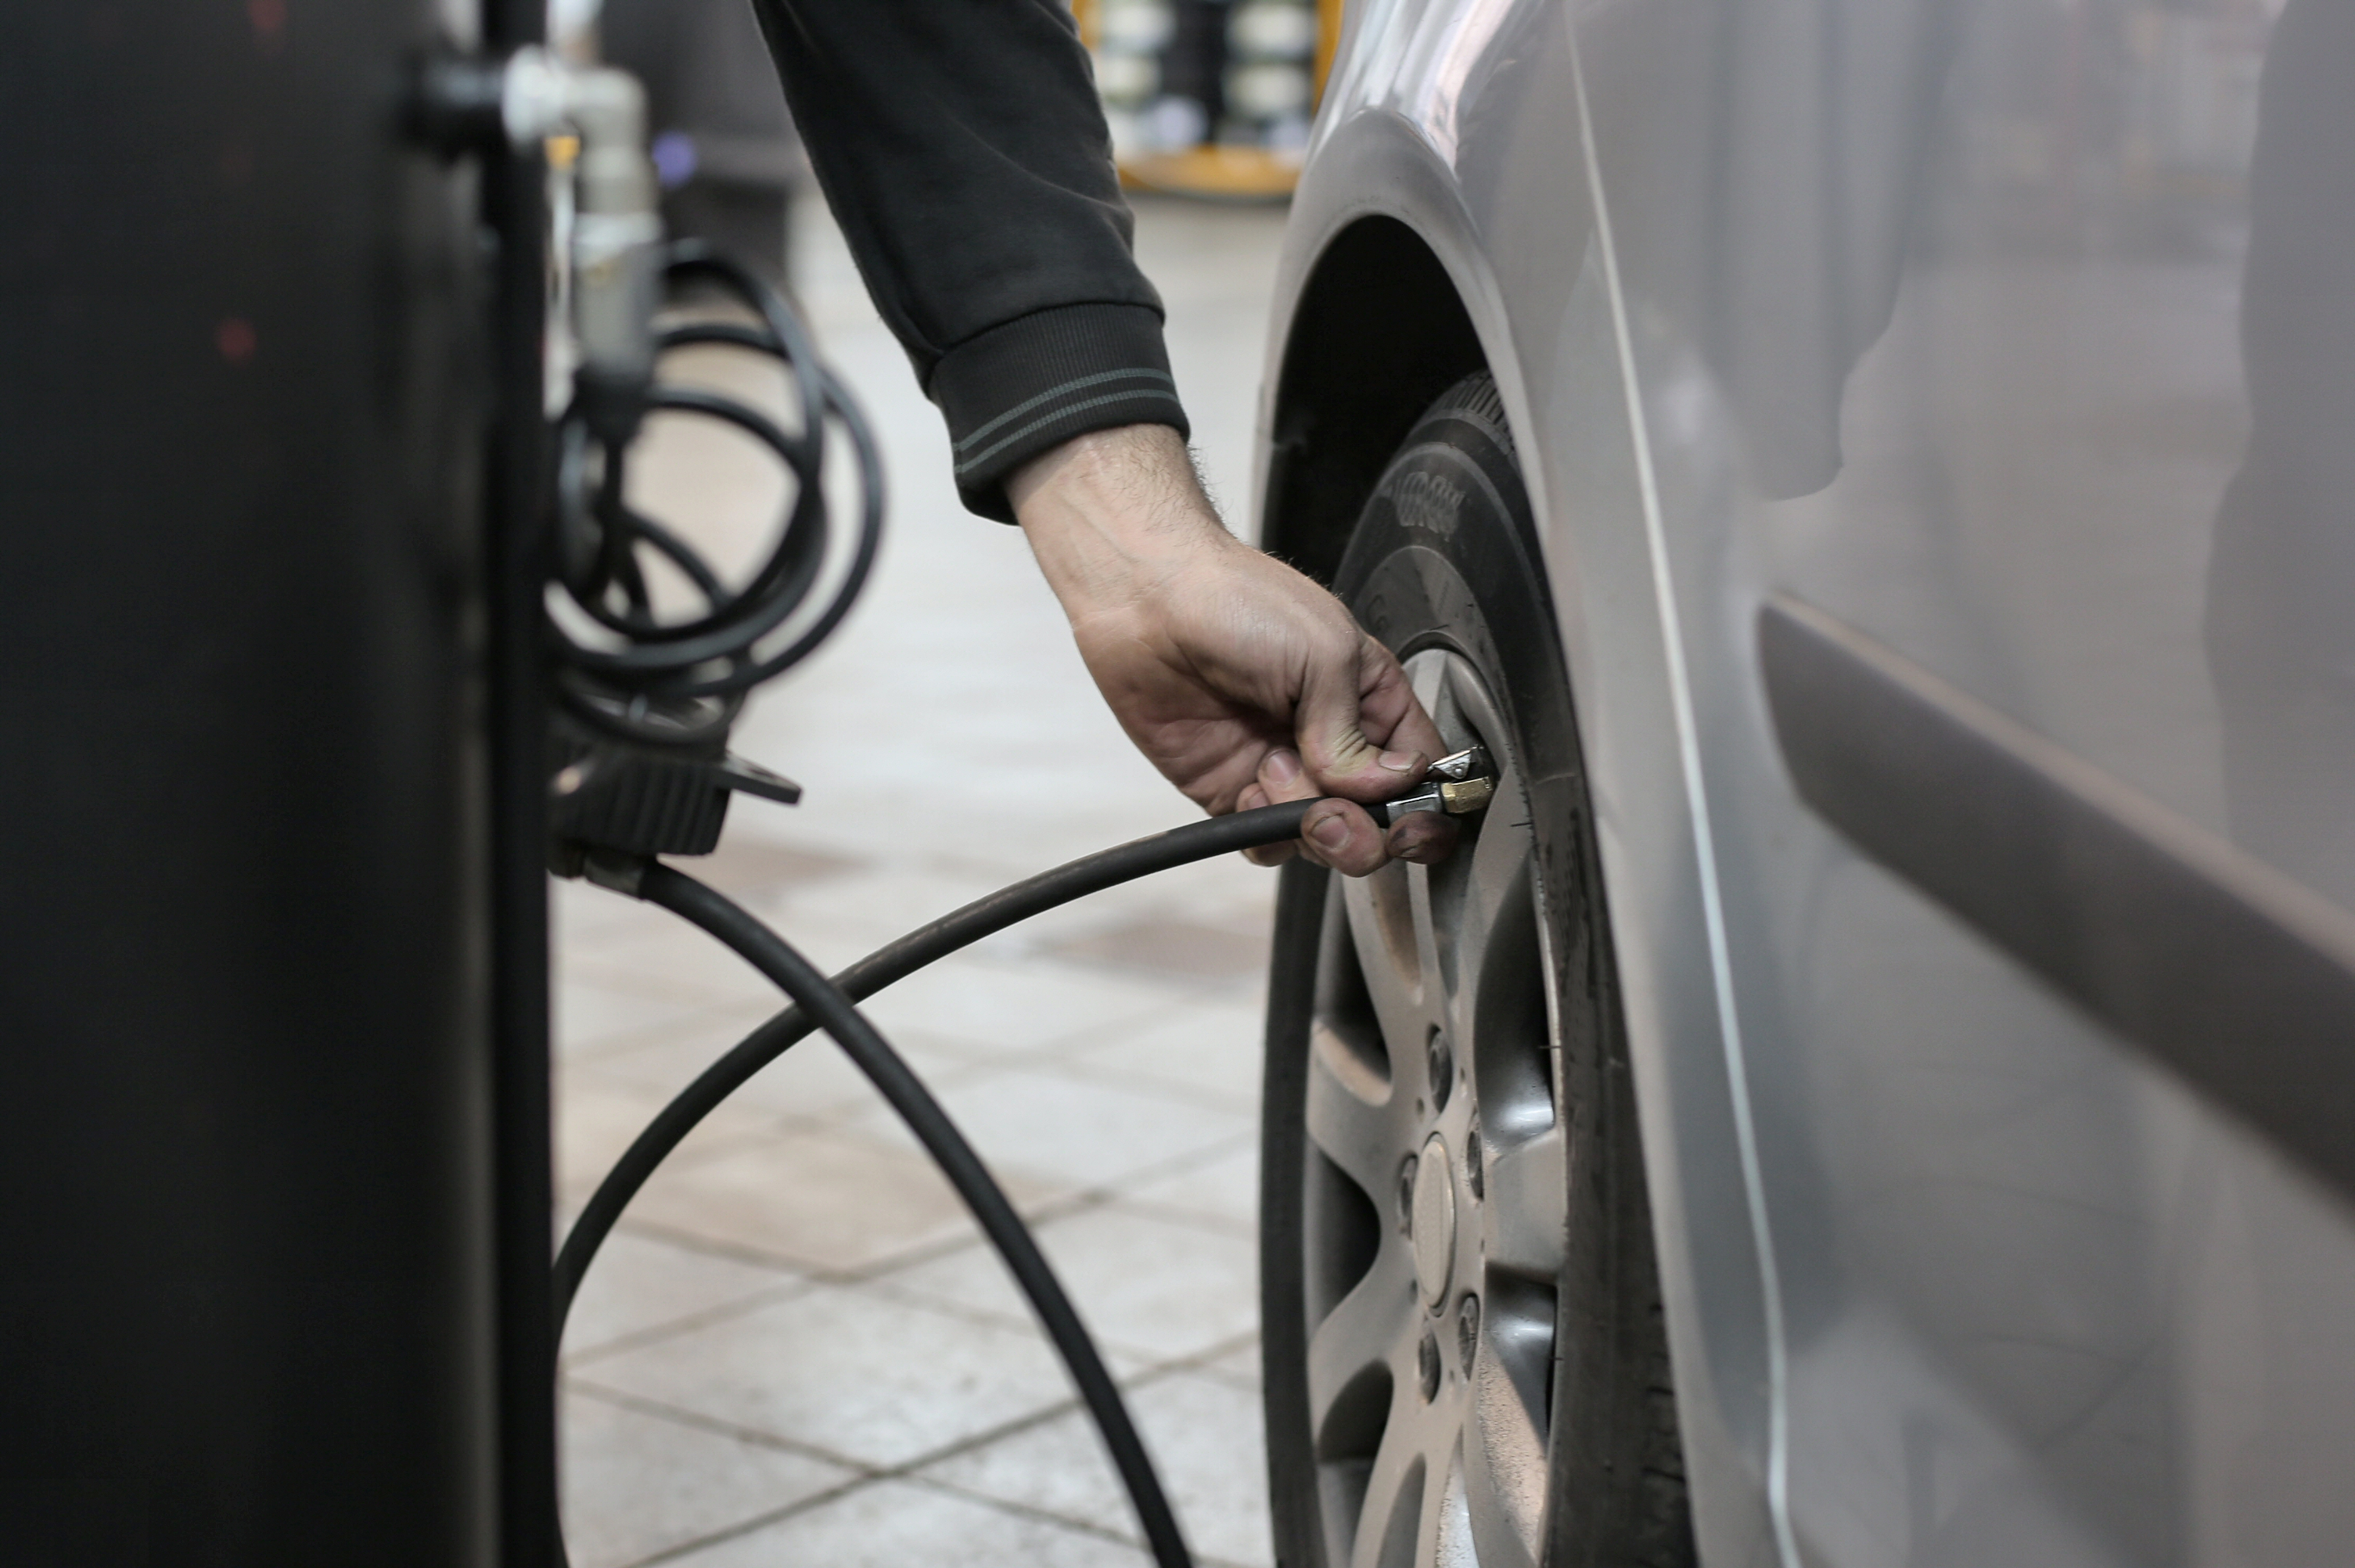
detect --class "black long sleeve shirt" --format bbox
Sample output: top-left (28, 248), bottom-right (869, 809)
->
top-left (750, 0), bottom-right (1189, 519)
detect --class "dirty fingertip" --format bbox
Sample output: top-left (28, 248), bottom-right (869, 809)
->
top-left (1389, 812), bottom-right (1460, 865)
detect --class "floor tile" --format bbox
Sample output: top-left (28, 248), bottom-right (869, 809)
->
top-left (875, 1203), bottom-right (1259, 1365)
top-left (620, 1120), bottom-right (1066, 1273)
top-left (760, 861), bottom-right (1029, 948)
top-left (560, 1388), bottom-right (854, 1568)
top-left (560, 1230), bottom-right (805, 1361)
top-left (553, 872), bottom-right (660, 946)
top-left (1044, 914), bottom-right (1271, 985)
top-left (921, 1371), bottom-right (1273, 1568)
top-left (839, 1065), bottom-right (1250, 1190)
top-left (555, 1066), bottom-right (785, 1204)
top-left (851, 951), bottom-right (1184, 1056)
top-left (554, 973), bottom-right (730, 1061)
top-left (1065, 998), bottom-right (1271, 1107)
top-left (1199, 1337), bottom-right (1263, 1392)
top-left (564, 913), bottom-right (874, 1011)
top-left (593, 1016), bottom-right (989, 1121)
top-left (1117, 1142), bottom-right (1260, 1235)
top-left (689, 831), bottom-right (866, 904)
top-left (576, 1284), bottom-right (1077, 1468)
top-left (667, 1478), bottom-right (1150, 1568)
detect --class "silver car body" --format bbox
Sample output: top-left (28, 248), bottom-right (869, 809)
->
top-left (1255, 1), bottom-right (2355, 1563)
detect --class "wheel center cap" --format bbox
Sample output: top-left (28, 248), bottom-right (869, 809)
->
top-left (1411, 1135), bottom-right (1455, 1306)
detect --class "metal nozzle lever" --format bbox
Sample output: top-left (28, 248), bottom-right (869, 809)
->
top-left (1378, 746), bottom-right (1497, 826)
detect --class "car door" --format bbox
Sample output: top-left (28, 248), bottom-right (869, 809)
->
top-left (1577, 0), bottom-right (2355, 1561)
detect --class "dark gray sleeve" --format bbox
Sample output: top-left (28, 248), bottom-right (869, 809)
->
top-left (750, 0), bottom-right (1190, 520)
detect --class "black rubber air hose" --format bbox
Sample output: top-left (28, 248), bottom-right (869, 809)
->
top-left (619, 858), bottom-right (1237, 1568)
top-left (552, 797), bottom-right (1318, 1326)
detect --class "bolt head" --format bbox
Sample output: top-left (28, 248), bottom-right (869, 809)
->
top-left (1418, 1330), bottom-right (1442, 1401)
top-left (1426, 1029), bottom-right (1454, 1110)
top-left (1456, 1293), bottom-right (1481, 1373)
top-left (1465, 1124), bottom-right (1484, 1202)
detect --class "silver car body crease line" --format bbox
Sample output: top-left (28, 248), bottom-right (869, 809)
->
top-left (1565, 23), bottom-right (1801, 1568)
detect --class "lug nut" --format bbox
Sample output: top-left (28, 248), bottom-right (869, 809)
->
top-left (1418, 1329), bottom-right (1442, 1401)
top-left (1465, 1124), bottom-right (1484, 1201)
top-left (1397, 1156), bottom-right (1418, 1235)
top-left (1427, 1028), bottom-right (1453, 1112)
top-left (1457, 1293), bottom-right (1481, 1373)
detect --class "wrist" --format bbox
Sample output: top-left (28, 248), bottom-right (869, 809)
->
top-left (1010, 425), bottom-right (1235, 613)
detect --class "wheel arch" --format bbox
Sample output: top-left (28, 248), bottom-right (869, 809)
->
top-left (1255, 213), bottom-right (1489, 584)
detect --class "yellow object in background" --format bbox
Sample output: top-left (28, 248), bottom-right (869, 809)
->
top-left (1073, 0), bottom-right (1342, 200)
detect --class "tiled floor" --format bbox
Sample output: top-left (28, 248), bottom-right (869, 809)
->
top-left (552, 192), bottom-right (1294, 1567)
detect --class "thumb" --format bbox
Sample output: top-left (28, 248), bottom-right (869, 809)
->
top-left (1295, 636), bottom-right (1433, 802)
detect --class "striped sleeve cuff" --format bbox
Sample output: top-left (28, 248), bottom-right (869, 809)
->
top-left (927, 302), bottom-right (1191, 521)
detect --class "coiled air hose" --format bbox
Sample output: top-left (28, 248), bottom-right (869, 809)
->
top-left (545, 236), bottom-right (1325, 1568)
top-left (548, 242), bottom-right (885, 754)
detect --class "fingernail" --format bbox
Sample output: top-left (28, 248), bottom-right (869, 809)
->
top-left (1307, 809), bottom-right (1350, 851)
top-left (1264, 749), bottom-right (1303, 785)
top-left (1378, 749), bottom-right (1422, 773)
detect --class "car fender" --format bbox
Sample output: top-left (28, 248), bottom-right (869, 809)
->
top-left (1257, 9), bottom-right (1796, 1564)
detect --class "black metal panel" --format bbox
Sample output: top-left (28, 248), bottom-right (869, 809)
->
top-left (1760, 595), bottom-right (2355, 1205)
top-left (0, 2), bottom-right (501, 1562)
top-left (481, 0), bottom-right (559, 1559)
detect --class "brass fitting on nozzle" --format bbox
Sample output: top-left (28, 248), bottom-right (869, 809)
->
top-left (1378, 746), bottom-right (1497, 826)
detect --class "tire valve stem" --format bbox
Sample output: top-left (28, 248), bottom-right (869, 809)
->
top-left (1379, 745), bottom-right (1496, 825)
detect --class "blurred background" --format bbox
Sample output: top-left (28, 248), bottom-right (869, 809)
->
top-left (545, 46), bottom-right (1302, 1565)
top-left (576, 0), bottom-right (1338, 242)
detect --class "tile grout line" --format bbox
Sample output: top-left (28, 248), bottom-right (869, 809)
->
top-left (586, 1327), bottom-right (1270, 1568)
top-left (573, 1118), bottom-right (1258, 1286)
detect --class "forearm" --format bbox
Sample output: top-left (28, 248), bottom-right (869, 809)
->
top-left (1012, 425), bottom-right (1237, 617)
top-left (753, 1), bottom-right (1187, 517)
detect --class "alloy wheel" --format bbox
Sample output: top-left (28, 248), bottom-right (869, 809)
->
top-left (1300, 647), bottom-right (1566, 1568)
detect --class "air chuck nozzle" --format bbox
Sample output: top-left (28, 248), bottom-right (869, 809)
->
top-left (1378, 746), bottom-right (1497, 826)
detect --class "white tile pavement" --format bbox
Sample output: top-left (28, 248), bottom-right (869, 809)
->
top-left (553, 191), bottom-right (1289, 1567)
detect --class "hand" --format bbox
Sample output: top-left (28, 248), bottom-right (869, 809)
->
top-left (1009, 423), bottom-right (1456, 875)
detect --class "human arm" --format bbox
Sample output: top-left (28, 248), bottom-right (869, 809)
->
top-left (754, 3), bottom-right (1446, 869)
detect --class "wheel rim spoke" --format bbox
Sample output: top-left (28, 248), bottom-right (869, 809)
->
top-left (1463, 1323), bottom-right (1549, 1568)
top-left (1432, 1443), bottom-right (1482, 1568)
top-left (1307, 1021), bottom-right (1411, 1200)
top-left (1350, 1428), bottom-right (1427, 1568)
top-left (1481, 1123), bottom-right (1566, 1282)
top-left (1307, 1245), bottom-right (1416, 1431)
top-left (1341, 866), bottom-right (1433, 1065)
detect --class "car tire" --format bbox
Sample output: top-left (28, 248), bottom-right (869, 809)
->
top-left (1260, 372), bottom-right (1696, 1568)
